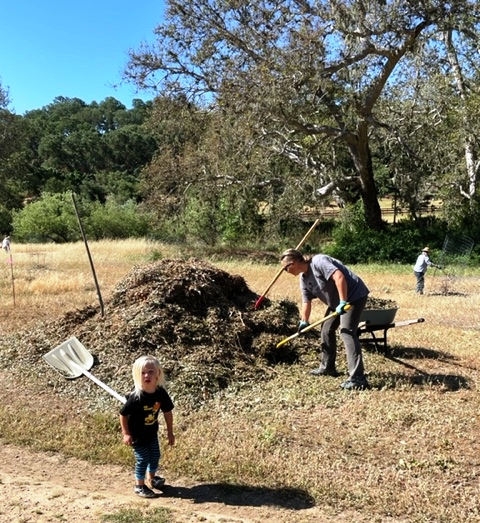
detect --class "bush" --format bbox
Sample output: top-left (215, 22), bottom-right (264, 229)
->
top-left (87, 199), bottom-right (153, 239)
top-left (325, 204), bottom-right (448, 264)
top-left (12, 192), bottom-right (80, 242)
top-left (12, 193), bottom-right (153, 242)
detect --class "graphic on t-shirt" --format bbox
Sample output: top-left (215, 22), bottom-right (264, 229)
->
top-left (143, 402), bottom-right (161, 426)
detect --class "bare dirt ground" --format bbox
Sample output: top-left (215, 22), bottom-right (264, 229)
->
top-left (0, 368), bottom-right (367, 523)
top-left (0, 438), bottom-right (357, 523)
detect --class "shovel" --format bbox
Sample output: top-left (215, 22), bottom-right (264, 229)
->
top-left (43, 336), bottom-right (126, 404)
top-left (276, 304), bottom-right (351, 348)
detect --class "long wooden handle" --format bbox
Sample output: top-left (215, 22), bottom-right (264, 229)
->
top-left (254, 218), bottom-right (320, 309)
top-left (276, 311), bottom-right (338, 348)
top-left (276, 304), bottom-right (351, 348)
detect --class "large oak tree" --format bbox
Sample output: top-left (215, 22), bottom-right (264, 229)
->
top-left (124, 0), bottom-right (479, 230)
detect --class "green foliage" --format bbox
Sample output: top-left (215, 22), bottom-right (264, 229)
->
top-left (325, 203), bottom-right (448, 264)
top-left (149, 215), bottom-right (187, 244)
top-left (182, 193), bottom-right (220, 246)
top-left (12, 192), bottom-right (80, 242)
top-left (87, 199), bottom-right (153, 240)
top-left (0, 205), bottom-right (12, 236)
top-left (12, 193), bottom-right (153, 243)
top-left (218, 195), bottom-right (264, 246)
top-left (101, 507), bottom-right (172, 523)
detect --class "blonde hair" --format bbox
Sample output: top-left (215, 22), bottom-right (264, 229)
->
top-left (132, 355), bottom-right (165, 398)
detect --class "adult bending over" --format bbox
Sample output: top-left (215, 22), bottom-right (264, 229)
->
top-left (280, 249), bottom-right (370, 390)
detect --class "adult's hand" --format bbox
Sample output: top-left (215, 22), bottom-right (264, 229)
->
top-left (335, 300), bottom-right (349, 315)
top-left (297, 320), bottom-right (309, 333)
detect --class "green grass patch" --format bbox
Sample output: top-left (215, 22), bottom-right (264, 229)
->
top-left (100, 507), bottom-right (173, 523)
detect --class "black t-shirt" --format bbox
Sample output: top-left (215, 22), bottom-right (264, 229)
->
top-left (119, 387), bottom-right (174, 446)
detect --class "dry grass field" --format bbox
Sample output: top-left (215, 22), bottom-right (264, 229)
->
top-left (1, 239), bottom-right (480, 523)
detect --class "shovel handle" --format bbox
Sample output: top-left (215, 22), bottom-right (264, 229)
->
top-left (81, 368), bottom-right (127, 404)
top-left (255, 219), bottom-right (320, 309)
top-left (63, 354), bottom-right (127, 404)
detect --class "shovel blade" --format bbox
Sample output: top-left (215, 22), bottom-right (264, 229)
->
top-left (43, 336), bottom-right (94, 379)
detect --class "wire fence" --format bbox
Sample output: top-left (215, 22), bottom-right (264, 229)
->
top-left (432, 235), bottom-right (475, 295)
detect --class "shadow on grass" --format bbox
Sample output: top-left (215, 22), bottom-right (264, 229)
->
top-left (159, 483), bottom-right (315, 510)
top-left (374, 348), bottom-right (471, 391)
top-left (389, 345), bottom-right (454, 360)
top-left (381, 371), bottom-right (470, 390)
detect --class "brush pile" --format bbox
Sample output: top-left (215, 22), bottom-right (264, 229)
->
top-left (1, 259), bottom-right (300, 408)
top-left (0, 258), bottom-right (398, 409)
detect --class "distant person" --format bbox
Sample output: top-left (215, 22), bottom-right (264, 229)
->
top-left (413, 247), bottom-right (442, 295)
top-left (120, 355), bottom-right (175, 498)
top-left (280, 249), bottom-right (370, 390)
top-left (2, 235), bottom-right (10, 252)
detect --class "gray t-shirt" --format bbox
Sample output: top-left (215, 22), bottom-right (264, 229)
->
top-left (300, 254), bottom-right (369, 309)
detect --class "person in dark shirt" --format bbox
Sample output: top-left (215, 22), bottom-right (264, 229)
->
top-left (120, 355), bottom-right (175, 498)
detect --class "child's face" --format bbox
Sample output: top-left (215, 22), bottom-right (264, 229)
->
top-left (141, 363), bottom-right (159, 392)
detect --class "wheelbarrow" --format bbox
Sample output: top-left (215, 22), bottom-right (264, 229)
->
top-left (357, 308), bottom-right (425, 354)
top-left (43, 336), bottom-right (126, 403)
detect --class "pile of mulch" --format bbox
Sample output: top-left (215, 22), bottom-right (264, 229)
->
top-left (365, 296), bottom-right (398, 310)
top-left (0, 259), bottom-right (398, 409)
top-left (0, 259), bottom-right (302, 409)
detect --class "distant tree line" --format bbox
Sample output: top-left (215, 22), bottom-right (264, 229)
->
top-left (2, 1), bottom-right (480, 263)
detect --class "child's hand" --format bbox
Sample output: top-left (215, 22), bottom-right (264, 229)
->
top-left (123, 433), bottom-right (133, 446)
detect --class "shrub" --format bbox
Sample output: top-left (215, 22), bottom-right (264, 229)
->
top-left (12, 193), bottom-right (153, 243)
top-left (12, 192), bottom-right (80, 242)
top-left (87, 198), bottom-right (153, 239)
top-left (325, 204), bottom-right (448, 264)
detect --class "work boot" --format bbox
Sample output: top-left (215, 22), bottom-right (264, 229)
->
top-left (340, 377), bottom-right (370, 390)
top-left (310, 367), bottom-right (340, 377)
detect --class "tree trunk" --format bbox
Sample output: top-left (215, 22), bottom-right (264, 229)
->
top-left (445, 30), bottom-right (479, 208)
top-left (348, 120), bottom-right (384, 230)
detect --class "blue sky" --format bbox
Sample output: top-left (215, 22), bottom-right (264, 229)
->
top-left (0, 1), bottom-right (165, 115)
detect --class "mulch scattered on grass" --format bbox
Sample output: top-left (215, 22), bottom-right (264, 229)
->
top-left (0, 259), bottom-right (302, 408)
top-left (0, 259), bottom-right (397, 409)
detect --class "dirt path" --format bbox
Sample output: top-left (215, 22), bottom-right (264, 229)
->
top-left (0, 371), bottom-right (337, 523)
top-left (0, 441), bottom-right (360, 523)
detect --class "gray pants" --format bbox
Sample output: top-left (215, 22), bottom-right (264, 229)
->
top-left (319, 295), bottom-right (368, 380)
top-left (414, 271), bottom-right (425, 294)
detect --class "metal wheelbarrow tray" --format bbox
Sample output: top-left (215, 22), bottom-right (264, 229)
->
top-left (357, 308), bottom-right (424, 354)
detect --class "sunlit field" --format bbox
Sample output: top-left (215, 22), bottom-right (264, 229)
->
top-left (1, 240), bottom-right (480, 522)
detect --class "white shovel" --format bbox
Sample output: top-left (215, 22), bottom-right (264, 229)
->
top-left (43, 336), bottom-right (126, 404)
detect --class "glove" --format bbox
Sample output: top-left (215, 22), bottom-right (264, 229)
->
top-left (297, 320), bottom-right (309, 333)
top-left (335, 300), bottom-right (349, 315)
